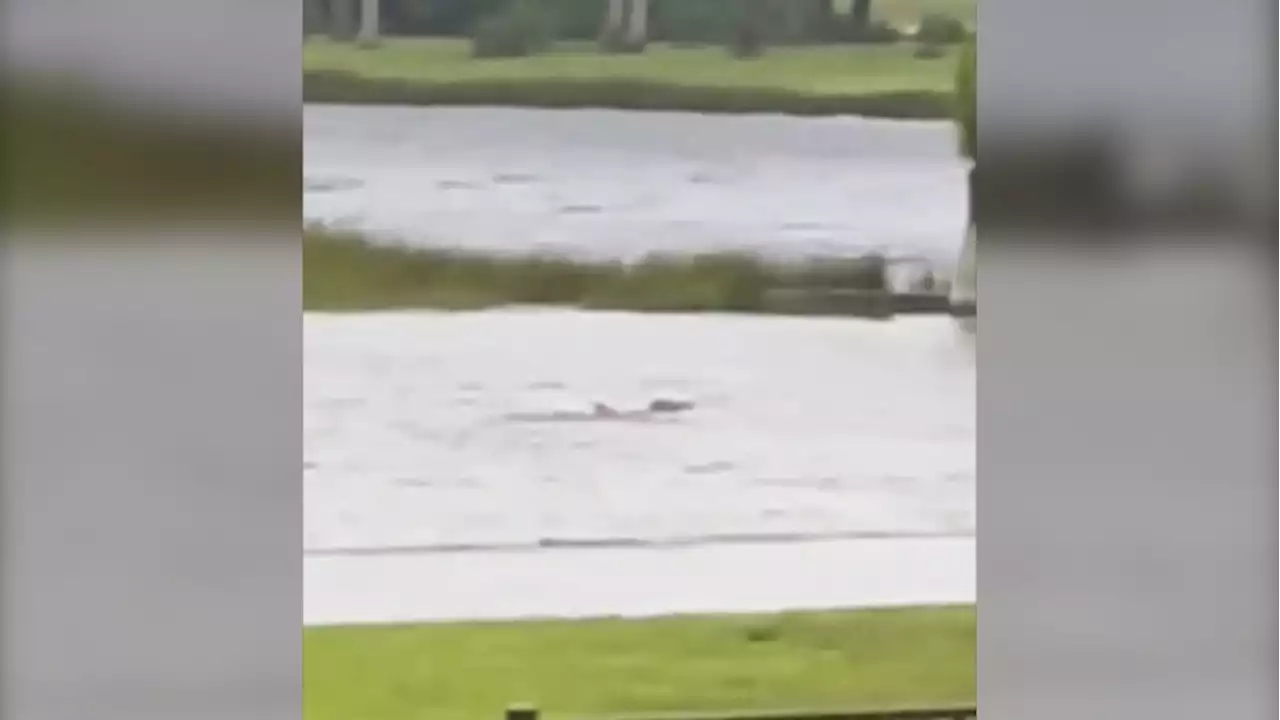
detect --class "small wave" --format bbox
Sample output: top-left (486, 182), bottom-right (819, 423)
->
top-left (557, 204), bottom-right (604, 215)
top-left (684, 460), bottom-right (736, 475)
top-left (305, 176), bottom-right (363, 193)
top-left (492, 172), bottom-right (540, 185)
top-left (437, 179), bottom-right (481, 190)
top-left (501, 408), bottom-right (675, 424)
top-left (304, 528), bottom-right (973, 558)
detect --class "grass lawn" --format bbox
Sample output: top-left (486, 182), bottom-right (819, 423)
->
top-left (303, 39), bottom-right (962, 117)
top-left (304, 39), bottom-right (958, 97)
top-left (304, 605), bottom-right (976, 720)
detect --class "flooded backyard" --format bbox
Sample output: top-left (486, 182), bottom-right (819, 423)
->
top-left (306, 311), bottom-right (973, 552)
top-left (303, 105), bottom-right (975, 625)
top-left (304, 310), bottom-right (974, 625)
top-left (304, 104), bottom-right (969, 263)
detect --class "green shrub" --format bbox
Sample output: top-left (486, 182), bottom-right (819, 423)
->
top-left (913, 41), bottom-right (947, 60)
top-left (656, 0), bottom-right (724, 44)
top-left (916, 13), bottom-right (968, 45)
top-left (303, 0), bottom-right (327, 36)
top-left (598, 26), bottom-right (647, 54)
top-left (547, 0), bottom-right (607, 40)
top-left (727, 22), bottom-right (766, 58)
top-left (724, 0), bottom-right (768, 58)
top-left (471, 1), bottom-right (556, 59)
top-left (955, 34), bottom-right (975, 159)
top-left (831, 19), bottom-right (901, 44)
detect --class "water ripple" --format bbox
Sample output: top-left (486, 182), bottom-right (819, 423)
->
top-left (303, 105), bottom-right (968, 263)
top-left (305, 311), bottom-right (975, 552)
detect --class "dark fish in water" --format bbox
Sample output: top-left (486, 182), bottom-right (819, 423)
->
top-left (591, 402), bottom-right (620, 418)
top-left (504, 398), bottom-right (696, 423)
top-left (647, 398), bottom-right (695, 413)
top-left (594, 399), bottom-right (695, 416)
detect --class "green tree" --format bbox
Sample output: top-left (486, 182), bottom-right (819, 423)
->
top-left (727, 0), bottom-right (771, 57)
top-left (851, 0), bottom-right (871, 29)
top-left (304, 0), bottom-right (326, 36)
top-left (955, 33), bottom-right (975, 160)
top-left (653, 0), bottom-right (723, 42)
top-left (327, 0), bottom-right (359, 40)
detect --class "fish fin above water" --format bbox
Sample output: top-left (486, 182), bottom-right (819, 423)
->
top-left (647, 397), bottom-right (695, 413)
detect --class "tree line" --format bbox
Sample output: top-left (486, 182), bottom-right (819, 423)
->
top-left (305, 0), bottom-right (904, 45)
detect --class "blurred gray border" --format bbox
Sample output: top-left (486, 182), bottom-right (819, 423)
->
top-left (1, 241), bottom-right (301, 720)
top-left (1, 1), bottom-right (301, 718)
top-left (979, 241), bottom-right (1276, 718)
top-left (979, 1), bottom-right (1277, 718)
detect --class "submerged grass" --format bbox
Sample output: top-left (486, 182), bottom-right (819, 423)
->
top-left (303, 39), bottom-right (958, 118)
top-left (304, 229), bottom-right (888, 313)
top-left (304, 605), bottom-right (976, 720)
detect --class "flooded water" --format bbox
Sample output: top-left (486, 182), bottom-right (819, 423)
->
top-left (304, 310), bottom-right (974, 623)
top-left (303, 106), bottom-right (976, 624)
top-left (306, 311), bottom-right (973, 553)
top-left (304, 104), bottom-right (969, 263)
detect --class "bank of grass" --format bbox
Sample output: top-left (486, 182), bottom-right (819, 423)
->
top-left (305, 229), bottom-right (887, 313)
top-left (304, 605), bottom-right (975, 720)
top-left (303, 39), bottom-right (958, 118)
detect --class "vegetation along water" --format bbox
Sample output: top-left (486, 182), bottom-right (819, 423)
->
top-left (304, 0), bottom-right (975, 117)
